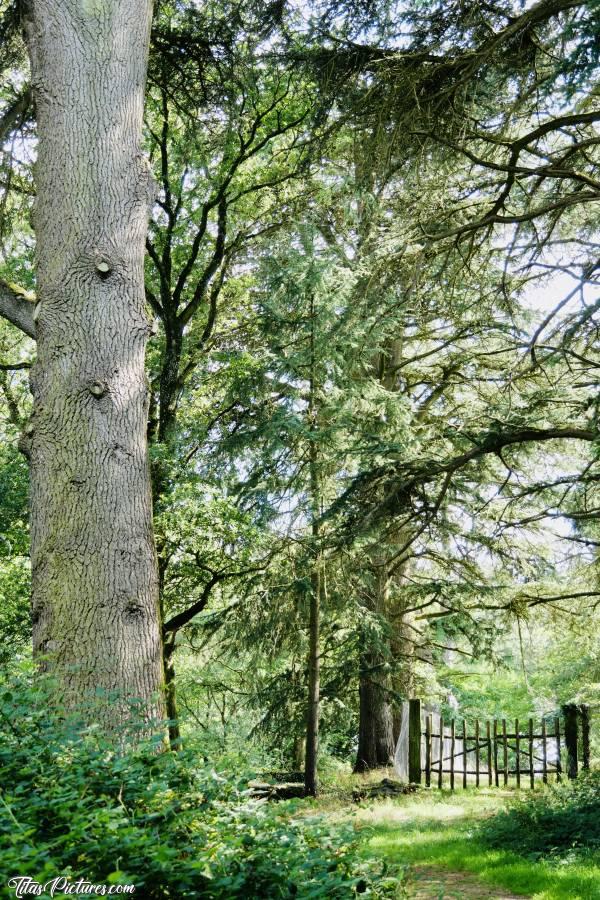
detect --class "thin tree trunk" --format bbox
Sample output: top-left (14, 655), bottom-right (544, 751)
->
top-left (157, 327), bottom-right (183, 443)
top-left (293, 734), bottom-right (306, 770)
top-left (305, 563), bottom-right (321, 796)
top-left (164, 643), bottom-right (182, 749)
top-left (24, 0), bottom-right (165, 725)
top-left (304, 291), bottom-right (322, 797)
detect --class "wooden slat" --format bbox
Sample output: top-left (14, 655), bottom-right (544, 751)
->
top-left (475, 719), bottom-right (480, 787)
top-left (555, 717), bottom-right (562, 783)
top-left (408, 699), bottom-right (422, 784)
top-left (425, 714), bottom-right (432, 787)
top-left (493, 720), bottom-right (499, 787)
top-left (439, 768), bottom-right (559, 776)
top-left (487, 721), bottom-right (492, 787)
top-left (582, 706), bottom-right (591, 771)
top-left (502, 719), bottom-right (508, 786)
top-left (542, 719), bottom-right (548, 784)
top-left (462, 719), bottom-right (467, 789)
top-left (450, 719), bottom-right (455, 791)
top-left (529, 718), bottom-right (534, 789)
top-left (515, 718), bottom-right (521, 788)
top-left (502, 733), bottom-right (546, 740)
top-left (563, 703), bottom-right (579, 780)
top-left (438, 715), bottom-right (444, 790)
top-left (431, 731), bottom-right (547, 741)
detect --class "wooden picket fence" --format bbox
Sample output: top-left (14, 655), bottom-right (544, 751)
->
top-left (407, 699), bottom-right (591, 789)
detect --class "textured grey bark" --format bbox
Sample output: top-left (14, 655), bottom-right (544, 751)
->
top-left (24, 0), bottom-right (165, 724)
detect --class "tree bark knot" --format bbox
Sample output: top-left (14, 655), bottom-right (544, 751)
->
top-left (89, 380), bottom-right (108, 399)
top-left (95, 260), bottom-right (112, 279)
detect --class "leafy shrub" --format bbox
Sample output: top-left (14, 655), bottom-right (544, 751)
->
top-left (0, 674), bottom-right (399, 897)
top-left (479, 771), bottom-right (600, 859)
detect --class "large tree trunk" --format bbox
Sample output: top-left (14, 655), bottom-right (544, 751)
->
top-left (354, 338), bottom-right (402, 770)
top-left (24, 0), bottom-right (165, 724)
top-left (354, 567), bottom-right (395, 772)
top-left (355, 652), bottom-right (395, 772)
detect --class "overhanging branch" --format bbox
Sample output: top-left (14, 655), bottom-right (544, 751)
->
top-left (334, 425), bottom-right (597, 534)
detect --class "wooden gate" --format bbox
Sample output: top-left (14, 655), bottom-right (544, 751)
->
top-left (407, 699), bottom-right (591, 789)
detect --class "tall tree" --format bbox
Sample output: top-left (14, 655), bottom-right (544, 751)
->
top-left (18, 0), bottom-right (165, 722)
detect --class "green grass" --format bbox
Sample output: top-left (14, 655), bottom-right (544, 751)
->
top-left (348, 789), bottom-right (600, 899)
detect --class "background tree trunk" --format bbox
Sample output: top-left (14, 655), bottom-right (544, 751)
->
top-left (355, 652), bottom-right (395, 771)
top-left (164, 643), bottom-right (182, 748)
top-left (354, 566), bottom-right (395, 771)
top-left (24, 0), bottom-right (165, 724)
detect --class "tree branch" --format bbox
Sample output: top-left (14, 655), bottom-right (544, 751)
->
top-left (0, 280), bottom-right (36, 339)
top-left (163, 564), bottom-right (266, 635)
top-left (335, 425), bottom-right (597, 533)
top-left (0, 88), bottom-right (31, 145)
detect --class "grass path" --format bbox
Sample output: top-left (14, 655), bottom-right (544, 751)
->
top-left (314, 782), bottom-right (600, 899)
top-left (403, 864), bottom-right (525, 898)
top-left (352, 790), bottom-right (600, 899)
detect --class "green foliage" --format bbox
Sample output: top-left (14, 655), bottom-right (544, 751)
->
top-left (0, 674), bottom-right (398, 898)
top-left (479, 772), bottom-right (600, 860)
top-left (0, 442), bottom-right (30, 664)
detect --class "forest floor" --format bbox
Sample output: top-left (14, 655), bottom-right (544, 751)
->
top-left (315, 776), bottom-right (600, 899)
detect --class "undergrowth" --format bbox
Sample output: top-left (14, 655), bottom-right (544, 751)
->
top-left (0, 674), bottom-right (400, 898)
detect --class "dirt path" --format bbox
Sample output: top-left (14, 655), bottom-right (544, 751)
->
top-left (406, 865), bottom-right (527, 899)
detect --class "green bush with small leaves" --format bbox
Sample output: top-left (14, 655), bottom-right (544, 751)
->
top-left (0, 674), bottom-right (399, 897)
top-left (479, 771), bottom-right (600, 859)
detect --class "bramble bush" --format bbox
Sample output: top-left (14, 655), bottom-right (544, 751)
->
top-left (479, 771), bottom-right (600, 859)
top-left (0, 674), bottom-right (399, 897)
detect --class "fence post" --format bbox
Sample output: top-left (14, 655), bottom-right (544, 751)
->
top-left (450, 719), bottom-right (455, 791)
top-left (462, 719), bottom-right (467, 789)
top-left (562, 703), bottom-right (579, 779)
top-left (425, 714), bottom-right (432, 787)
top-left (581, 706), bottom-right (590, 771)
top-left (528, 718), bottom-right (534, 789)
top-left (493, 720), bottom-right (499, 787)
top-left (515, 718), bottom-right (521, 788)
top-left (438, 714), bottom-right (444, 789)
top-left (408, 699), bottom-right (422, 784)
top-left (542, 719), bottom-right (548, 784)
top-left (475, 719), bottom-right (480, 787)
